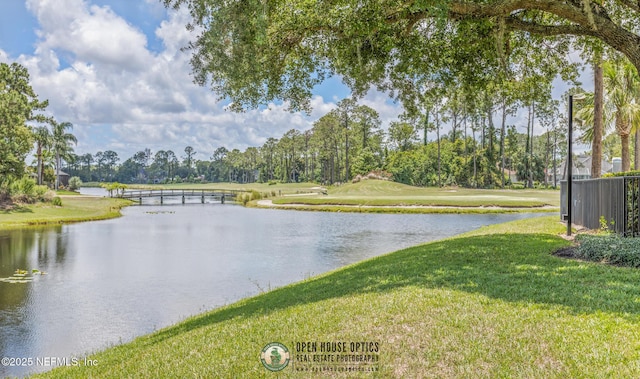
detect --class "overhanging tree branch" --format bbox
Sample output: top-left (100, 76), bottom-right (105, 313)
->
top-left (503, 17), bottom-right (598, 38)
top-left (165, 0), bottom-right (640, 111)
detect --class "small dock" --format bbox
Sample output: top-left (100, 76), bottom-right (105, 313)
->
top-left (114, 189), bottom-right (242, 205)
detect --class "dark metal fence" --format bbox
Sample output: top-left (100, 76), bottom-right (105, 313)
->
top-left (560, 177), bottom-right (640, 236)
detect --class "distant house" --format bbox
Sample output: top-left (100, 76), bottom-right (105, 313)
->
top-left (549, 155), bottom-right (614, 183)
top-left (57, 171), bottom-right (70, 187)
top-left (501, 168), bottom-right (519, 184)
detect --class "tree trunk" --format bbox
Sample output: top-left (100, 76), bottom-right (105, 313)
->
top-left (464, 109), bottom-right (468, 168)
top-left (423, 109), bottom-right (429, 146)
top-left (592, 61), bottom-right (604, 178)
top-left (544, 131), bottom-right (550, 187)
top-left (525, 104), bottom-right (532, 188)
top-left (529, 102), bottom-right (535, 188)
top-left (500, 101), bottom-right (506, 188)
top-left (344, 122), bottom-right (350, 183)
top-left (436, 112), bottom-right (441, 187)
top-left (553, 130), bottom-right (558, 187)
top-left (472, 117), bottom-right (477, 188)
top-left (635, 127), bottom-right (640, 170)
top-left (55, 153), bottom-right (60, 190)
top-left (37, 144), bottom-right (43, 185)
top-left (622, 133), bottom-right (631, 172)
top-left (486, 104), bottom-right (495, 187)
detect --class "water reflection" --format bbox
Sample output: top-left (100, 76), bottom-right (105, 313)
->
top-left (0, 205), bottom-right (551, 377)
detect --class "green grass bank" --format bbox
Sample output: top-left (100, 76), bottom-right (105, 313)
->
top-left (0, 196), bottom-right (131, 230)
top-left (32, 216), bottom-right (640, 378)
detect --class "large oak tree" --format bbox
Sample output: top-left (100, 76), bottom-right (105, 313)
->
top-left (164, 0), bottom-right (640, 112)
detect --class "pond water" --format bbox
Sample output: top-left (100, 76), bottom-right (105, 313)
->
top-left (0, 195), bottom-right (551, 377)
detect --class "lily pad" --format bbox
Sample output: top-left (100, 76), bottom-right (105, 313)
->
top-left (1, 277), bottom-right (33, 283)
top-left (0, 268), bottom-right (42, 284)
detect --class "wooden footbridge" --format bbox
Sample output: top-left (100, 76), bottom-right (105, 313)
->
top-left (114, 189), bottom-right (244, 205)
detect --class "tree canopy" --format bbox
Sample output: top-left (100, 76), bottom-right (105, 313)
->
top-left (164, 0), bottom-right (640, 112)
top-left (0, 62), bottom-right (48, 179)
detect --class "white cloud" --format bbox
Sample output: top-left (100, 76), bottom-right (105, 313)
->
top-left (155, 6), bottom-right (192, 53)
top-left (12, 0), bottom-right (400, 160)
top-left (27, 0), bottom-right (152, 71)
top-left (361, 91), bottom-right (403, 130)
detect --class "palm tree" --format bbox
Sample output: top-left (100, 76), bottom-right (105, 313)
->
top-left (603, 57), bottom-right (640, 172)
top-left (576, 56), bottom-right (640, 173)
top-left (575, 92), bottom-right (614, 146)
top-left (592, 58), bottom-right (604, 177)
top-left (51, 121), bottom-right (77, 190)
top-left (33, 126), bottom-right (52, 185)
top-left (81, 153), bottom-right (93, 181)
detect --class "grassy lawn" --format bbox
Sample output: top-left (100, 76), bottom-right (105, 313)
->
top-left (54, 190), bottom-right (81, 196)
top-left (0, 197), bottom-right (131, 229)
top-left (33, 216), bottom-right (640, 378)
top-left (272, 181), bottom-right (559, 207)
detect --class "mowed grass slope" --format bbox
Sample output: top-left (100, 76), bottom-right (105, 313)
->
top-left (34, 216), bottom-right (640, 378)
top-left (272, 180), bottom-right (560, 208)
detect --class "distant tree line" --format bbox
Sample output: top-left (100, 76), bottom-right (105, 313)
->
top-left (63, 96), bottom-right (568, 189)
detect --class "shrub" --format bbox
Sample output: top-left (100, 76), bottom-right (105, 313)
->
top-left (68, 176), bottom-right (82, 191)
top-left (250, 190), bottom-right (262, 200)
top-left (51, 196), bottom-right (63, 206)
top-left (34, 185), bottom-right (51, 200)
top-left (575, 234), bottom-right (640, 268)
top-left (41, 189), bottom-right (55, 202)
top-left (603, 170), bottom-right (640, 178)
top-left (9, 177), bottom-right (50, 203)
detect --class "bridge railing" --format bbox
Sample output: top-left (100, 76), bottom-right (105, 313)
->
top-left (115, 189), bottom-right (242, 199)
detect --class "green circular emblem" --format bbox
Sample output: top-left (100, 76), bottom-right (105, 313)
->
top-left (260, 342), bottom-right (290, 372)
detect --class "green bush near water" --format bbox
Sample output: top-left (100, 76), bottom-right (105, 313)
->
top-left (237, 193), bottom-right (250, 205)
top-left (250, 190), bottom-right (262, 200)
top-left (68, 176), bottom-right (82, 191)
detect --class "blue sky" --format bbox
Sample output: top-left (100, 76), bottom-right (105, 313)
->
top-left (0, 0), bottom-right (586, 161)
